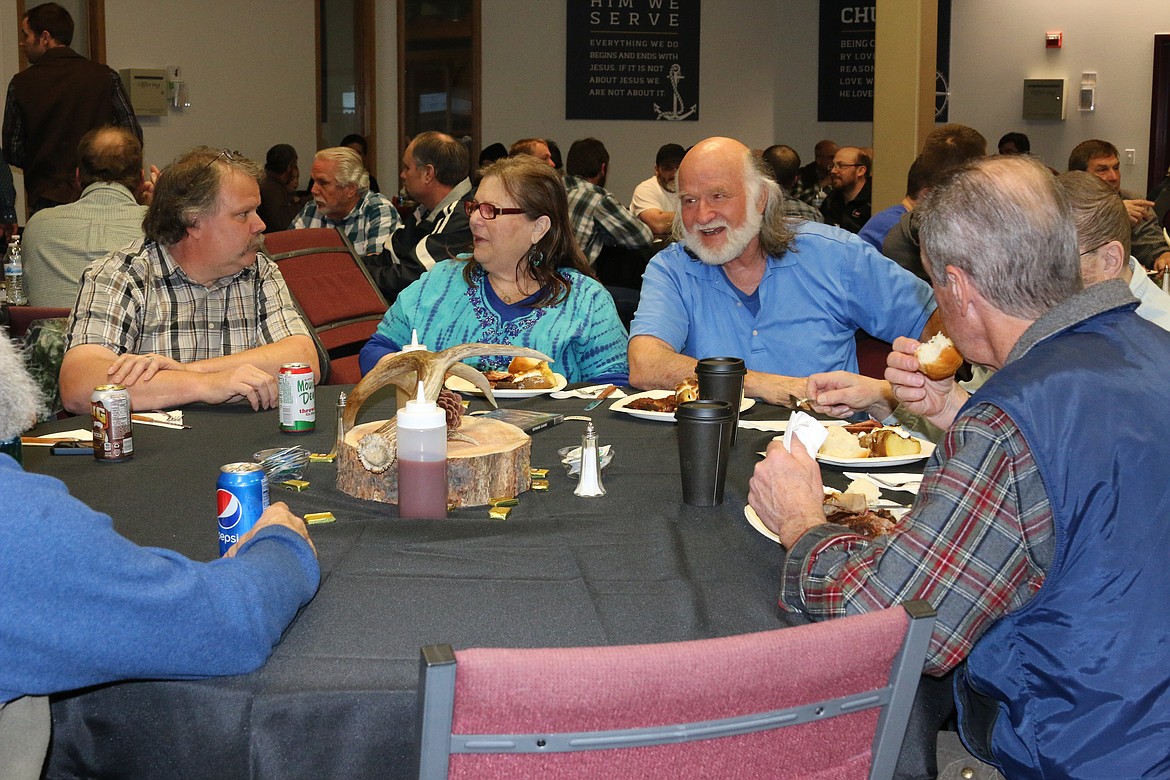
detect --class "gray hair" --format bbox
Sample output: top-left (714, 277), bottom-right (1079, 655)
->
top-left (1056, 170), bottom-right (1131, 257)
top-left (0, 339), bottom-right (46, 440)
top-left (919, 155), bottom-right (1081, 319)
top-left (670, 148), bottom-right (799, 256)
top-left (315, 147), bottom-right (369, 190)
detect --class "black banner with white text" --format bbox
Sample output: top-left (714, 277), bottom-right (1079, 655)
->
top-left (566, 0), bottom-right (701, 121)
top-left (817, 0), bottom-right (951, 123)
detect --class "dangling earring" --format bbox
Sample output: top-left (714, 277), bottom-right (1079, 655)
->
top-left (526, 247), bottom-right (544, 268)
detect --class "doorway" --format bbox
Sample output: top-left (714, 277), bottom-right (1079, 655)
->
top-left (397, 0), bottom-right (480, 181)
top-left (1148, 34), bottom-right (1170, 194)
top-left (317, 0), bottom-right (377, 180)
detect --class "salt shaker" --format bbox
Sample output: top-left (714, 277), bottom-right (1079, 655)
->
top-left (574, 420), bottom-right (606, 497)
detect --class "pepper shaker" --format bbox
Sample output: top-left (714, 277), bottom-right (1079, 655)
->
top-left (573, 420), bottom-right (606, 497)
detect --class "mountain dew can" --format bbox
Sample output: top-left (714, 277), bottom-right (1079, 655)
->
top-left (279, 363), bottom-right (315, 433)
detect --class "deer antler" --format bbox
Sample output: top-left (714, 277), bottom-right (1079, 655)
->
top-left (344, 343), bottom-right (552, 473)
top-left (343, 343), bottom-right (552, 430)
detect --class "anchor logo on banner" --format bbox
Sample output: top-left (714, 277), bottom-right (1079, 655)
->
top-left (653, 64), bottom-right (697, 121)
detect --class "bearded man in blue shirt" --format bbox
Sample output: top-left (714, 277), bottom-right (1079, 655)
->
top-left (628, 136), bottom-right (939, 406)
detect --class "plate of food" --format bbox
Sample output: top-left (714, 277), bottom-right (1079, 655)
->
top-left (445, 357), bottom-right (567, 398)
top-left (611, 379), bottom-right (755, 422)
top-left (744, 481), bottom-right (908, 544)
top-left (813, 422), bottom-right (934, 467)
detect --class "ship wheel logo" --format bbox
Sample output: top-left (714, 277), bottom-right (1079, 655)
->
top-left (654, 64), bottom-right (697, 121)
top-left (936, 70), bottom-right (950, 120)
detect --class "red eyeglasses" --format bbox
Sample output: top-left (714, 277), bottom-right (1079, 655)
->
top-left (465, 201), bottom-right (526, 220)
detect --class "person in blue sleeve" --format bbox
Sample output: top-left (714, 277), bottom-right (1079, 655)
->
top-left (0, 336), bottom-right (319, 778)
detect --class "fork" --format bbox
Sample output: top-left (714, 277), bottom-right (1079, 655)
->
top-left (787, 394), bottom-right (815, 412)
top-left (842, 472), bottom-right (923, 491)
top-left (866, 475), bottom-right (922, 490)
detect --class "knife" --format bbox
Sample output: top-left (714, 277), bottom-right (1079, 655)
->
top-left (583, 385), bottom-right (617, 411)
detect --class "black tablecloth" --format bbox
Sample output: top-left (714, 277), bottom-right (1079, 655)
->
top-left (31, 387), bottom-right (944, 779)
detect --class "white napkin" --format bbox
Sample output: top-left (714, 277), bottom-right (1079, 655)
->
top-left (558, 444), bottom-right (614, 475)
top-left (132, 410), bottom-right (186, 429)
top-left (842, 471), bottom-right (923, 495)
top-left (549, 384), bottom-right (628, 400)
top-left (21, 428), bottom-right (93, 446)
top-left (781, 411), bottom-right (829, 458)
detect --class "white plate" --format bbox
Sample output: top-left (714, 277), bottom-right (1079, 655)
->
top-left (743, 505), bottom-right (780, 544)
top-left (744, 492), bottom-right (910, 546)
top-left (609, 389), bottom-right (756, 422)
top-left (445, 372), bottom-right (567, 399)
top-left (815, 437), bottom-right (935, 468)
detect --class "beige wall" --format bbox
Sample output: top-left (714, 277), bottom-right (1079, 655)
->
top-left (2, 0), bottom-right (319, 218)
top-left (948, 1), bottom-right (1170, 186)
top-left (3, 1), bottom-right (1169, 218)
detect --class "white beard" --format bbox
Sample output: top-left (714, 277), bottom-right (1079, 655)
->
top-left (682, 208), bottom-right (763, 266)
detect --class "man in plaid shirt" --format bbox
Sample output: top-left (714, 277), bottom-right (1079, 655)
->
top-left (750, 155), bottom-right (1170, 776)
top-left (59, 147), bottom-right (318, 414)
top-left (290, 147), bottom-right (400, 257)
top-left (563, 137), bottom-right (654, 266)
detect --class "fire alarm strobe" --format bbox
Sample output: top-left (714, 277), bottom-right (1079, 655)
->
top-left (1046, 32), bottom-right (1063, 49)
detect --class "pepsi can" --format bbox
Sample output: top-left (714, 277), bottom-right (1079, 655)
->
top-left (216, 462), bottom-right (269, 556)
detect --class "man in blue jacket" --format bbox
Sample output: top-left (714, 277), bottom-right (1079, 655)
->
top-left (750, 154), bottom-right (1170, 776)
top-left (0, 335), bottom-right (319, 778)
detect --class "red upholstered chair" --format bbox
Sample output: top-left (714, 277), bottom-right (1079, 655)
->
top-left (263, 228), bottom-right (389, 385)
top-left (4, 305), bottom-right (71, 340)
top-left (856, 331), bottom-right (893, 380)
top-left (417, 600), bottom-right (935, 780)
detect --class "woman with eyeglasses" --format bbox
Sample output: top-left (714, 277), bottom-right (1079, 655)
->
top-left (358, 155), bottom-right (629, 382)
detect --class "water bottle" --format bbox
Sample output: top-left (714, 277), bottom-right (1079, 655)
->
top-left (4, 236), bottom-right (27, 306)
top-left (396, 380), bottom-right (448, 519)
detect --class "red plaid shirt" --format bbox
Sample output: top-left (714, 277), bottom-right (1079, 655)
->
top-left (780, 403), bottom-right (1054, 677)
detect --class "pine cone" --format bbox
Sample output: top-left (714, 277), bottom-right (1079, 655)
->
top-left (437, 389), bottom-right (464, 430)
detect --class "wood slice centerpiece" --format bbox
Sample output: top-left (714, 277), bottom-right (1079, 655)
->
top-left (332, 341), bottom-right (551, 510)
top-left (337, 416), bottom-right (530, 508)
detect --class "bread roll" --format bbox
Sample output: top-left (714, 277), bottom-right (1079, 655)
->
top-left (508, 356), bottom-right (544, 374)
top-left (916, 333), bottom-right (963, 380)
top-left (675, 377), bottom-right (699, 404)
top-left (819, 426), bottom-right (870, 459)
top-left (506, 357), bottom-right (555, 389)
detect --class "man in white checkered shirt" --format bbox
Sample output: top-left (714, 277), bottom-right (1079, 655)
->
top-left (290, 146), bottom-right (400, 257)
top-left (59, 147), bottom-right (319, 414)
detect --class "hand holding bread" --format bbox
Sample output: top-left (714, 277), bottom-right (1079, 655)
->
top-left (885, 336), bottom-right (971, 432)
top-left (915, 333), bottom-right (964, 380)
